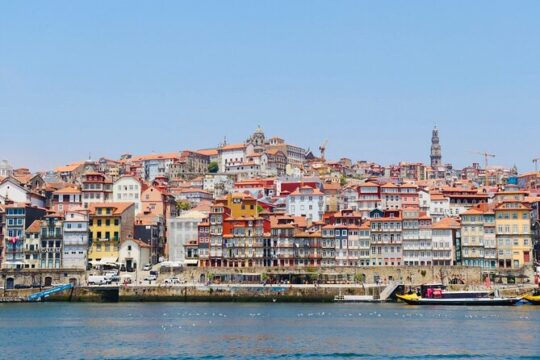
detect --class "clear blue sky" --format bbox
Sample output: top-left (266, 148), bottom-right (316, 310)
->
top-left (1, 1), bottom-right (539, 172)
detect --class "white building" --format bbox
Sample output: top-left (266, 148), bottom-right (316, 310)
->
top-left (113, 176), bottom-right (143, 214)
top-left (62, 209), bottom-right (90, 269)
top-left (429, 193), bottom-right (451, 223)
top-left (203, 174), bottom-right (234, 198)
top-left (286, 186), bottom-right (326, 221)
top-left (218, 143), bottom-right (254, 173)
top-left (0, 177), bottom-right (45, 207)
top-left (119, 239), bottom-right (151, 272)
top-left (168, 210), bottom-right (208, 265)
top-left (431, 217), bottom-right (459, 266)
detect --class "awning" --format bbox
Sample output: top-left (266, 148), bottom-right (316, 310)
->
top-left (184, 259), bottom-right (199, 265)
top-left (98, 257), bottom-right (119, 265)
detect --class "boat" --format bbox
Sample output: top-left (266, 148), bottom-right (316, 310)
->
top-left (396, 283), bottom-right (520, 306)
top-left (523, 289), bottom-right (540, 305)
top-left (334, 294), bottom-right (378, 303)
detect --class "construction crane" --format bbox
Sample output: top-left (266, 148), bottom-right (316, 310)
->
top-left (533, 157), bottom-right (540, 172)
top-left (319, 140), bottom-right (328, 160)
top-left (476, 151), bottom-right (496, 186)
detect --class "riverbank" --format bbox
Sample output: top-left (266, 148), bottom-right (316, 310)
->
top-left (3, 282), bottom-right (537, 303)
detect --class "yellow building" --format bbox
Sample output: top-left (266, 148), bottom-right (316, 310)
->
top-left (494, 201), bottom-right (532, 269)
top-left (217, 193), bottom-right (258, 217)
top-left (88, 202), bottom-right (135, 266)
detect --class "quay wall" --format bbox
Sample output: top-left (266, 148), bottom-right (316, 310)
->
top-left (119, 285), bottom-right (376, 303)
top-left (176, 266), bottom-right (496, 285)
top-left (1, 266), bottom-right (535, 302)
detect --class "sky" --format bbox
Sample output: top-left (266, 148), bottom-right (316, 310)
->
top-left (1, 1), bottom-right (539, 172)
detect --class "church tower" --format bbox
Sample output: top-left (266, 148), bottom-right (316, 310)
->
top-left (247, 125), bottom-right (266, 153)
top-left (430, 126), bottom-right (442, 168)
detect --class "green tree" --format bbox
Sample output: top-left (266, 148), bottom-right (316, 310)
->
top-left (208, 161), bottom-right (219, 173)
top-left (176, 200), bottom-right (191, 211)
top-left (340, 175), bottom-right (347, 186)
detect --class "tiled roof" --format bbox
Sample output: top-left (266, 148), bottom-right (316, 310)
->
top-left (26, 219), bottom-right (42, 233)
top-left (432, 217), bottom-right (460, 229)
top-left (54, 161), bottom-right (85, 173)
top-left (53, 186), bottom-right (81, 195)
top-left (88, 202), bottom-right (134, 215)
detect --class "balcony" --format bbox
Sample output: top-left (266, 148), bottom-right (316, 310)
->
top-left (41, 233), bottom-right (62, 240)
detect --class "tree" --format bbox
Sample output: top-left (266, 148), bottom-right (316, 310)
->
top-left (176, 200), bottom-right (191, 211)
top-left (340, 175), bottom-right (347, 186)
top-left (208, 161), bottom-right (219, 173)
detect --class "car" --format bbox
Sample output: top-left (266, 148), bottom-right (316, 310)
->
top-left (164, 277), bottom-right (180, 285)
top-left (88, 275), bottom-right (109, 285)
top-left (144, 274), bottom-right (158, 282)
top-left (107, 275), bottom-right (120, 283)
top-left (143, 264), bottom-right (152, 271)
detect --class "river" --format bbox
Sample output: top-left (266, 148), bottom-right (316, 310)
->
top-left (0, 302), bottom-right (539, 359)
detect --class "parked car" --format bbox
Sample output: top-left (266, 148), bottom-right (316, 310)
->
top-left (106, 275), bottom-right (120, 283)
top-left (164, 277), bottom-right (180, 285)
top-left (144, 274), bottom-right (158, 282)
top-left (88, 275), bottom-right (110, 285)
top-left (143, 264), bottom-right (152, 271)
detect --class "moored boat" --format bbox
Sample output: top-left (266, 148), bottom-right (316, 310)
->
top-left (334, 294), bottom-right (378, 303)
top-left (523, 290), bottom-right (540, 305)
top-left (397, 293), bottom-right (520, 306)
top-left (397, 284), bottom-right (520, 306)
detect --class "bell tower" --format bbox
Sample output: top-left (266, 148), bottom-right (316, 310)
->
top-left (430, 126), bottom-right (442, 168)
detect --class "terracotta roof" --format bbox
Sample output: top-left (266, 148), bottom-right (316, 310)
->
top-left (462, 208), bottom-right (484, 215)
top-left (53, 186), bottom-right (81, 195)
top-left (323, 183), bottom-right (341, 190)
top-left (26, 220), bottom-right (42, 233)
top-left (12, 174), bottom-right (33, 184)
top-left (220, 144), bottom-right (246, 151)
top-left (290, 186), bottom-right (323, 196)
top-left (360, 181), bottom-right (380, 187)
top-left (359, 221), bottom-right (371, 229)
top-left (432, 217), bottom-right (460, 229)
top-left (88, 202), bottom-right (134, 215)
top-left (130, 239), bottom-right (151, 248)
top-left (196, 149), bottom-right (218, 156)
top-left (54, 162), bottom-right (85, 173)
top-left (129, 152), bottom-right (182, 162)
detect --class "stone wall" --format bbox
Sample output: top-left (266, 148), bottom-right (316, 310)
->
top-left (174, 266), bottom-right (495, 286)
top-left (1, 269), bottom-right (87, 289)
top-left (120, 285), bottom-right (369, 302)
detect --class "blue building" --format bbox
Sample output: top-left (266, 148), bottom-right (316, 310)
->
top-left (3, 204), bottom-right (46, 269)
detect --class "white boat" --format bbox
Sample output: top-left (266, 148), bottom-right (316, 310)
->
top-left (334, 294), bottom-right (377, 303)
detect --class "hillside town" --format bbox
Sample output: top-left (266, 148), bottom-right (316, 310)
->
top-left (1, 126), bottom-right (539, 287)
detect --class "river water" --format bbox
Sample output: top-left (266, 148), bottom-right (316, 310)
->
top-left (0, 302), bottom-right (539, 359)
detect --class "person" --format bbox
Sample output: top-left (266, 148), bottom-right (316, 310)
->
top-left (426, 287), bottom-right (433, 298)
